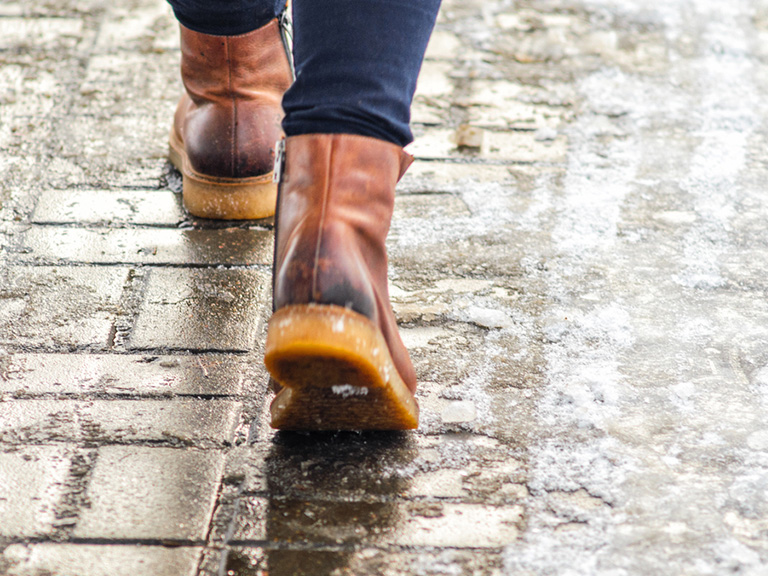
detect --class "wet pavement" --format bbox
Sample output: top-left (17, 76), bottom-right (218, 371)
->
top-left (2, 0), bottom-right (768, 574)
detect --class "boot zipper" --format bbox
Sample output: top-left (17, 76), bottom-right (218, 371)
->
top-left (273, 139), bottom-right (286, 184)
top-left (278, 8), bottom-right (296, 80)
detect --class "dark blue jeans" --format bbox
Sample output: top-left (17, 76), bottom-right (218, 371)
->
top-left (167, 0), bottom-right (441, 146)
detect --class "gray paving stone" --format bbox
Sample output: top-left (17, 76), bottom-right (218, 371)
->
top-left (408, 126), bottom-right (567, 163)
top-left (224, 547), bottom-right (503, 576)
top-left (0, 18), bottom-right (83, 50)
top-left (74, 446), bottom-right (224, 540)
top-left (231, 434), bottom-right (527, 504)
top-left (0, 64), bottom-right (63, 136)
top-left (32, 190), bottom-right (184, 226)
top-left (129, 267), bottom-right (270, 352)
top-left (15, 226), bottom-right (272, 266)
top-left (76, 52), bottom-right (179, 116)
top-left (0, 399), bottom-right (240, 446)
top-left (466, 79), bottom-right (571, 129)
top-left (0, 266), bottom-right (128, 349)
top-left (0, 1), bottom-right (105, 18)
top-left (414, 61), bottom-right (454, 100)
top-left (53, 114), bottom-right (170, 189)
top-left (0, 446), bottom-right (71, 538)
top-left (1, 544), bottom-right (201, 576)
top-left (94, 1), bottom-right (177, 54)
top-left (411, 97), bottom-right (448, 125)
top-left (424, 29), bottom-right (462, 61)
top-left (400, 160), bottom-right (517, 190)
top-left (231, 496), bottom-right (521, 548)
top-left (393, 193), bottom-right (471, 221)
top-left (0, 353), bottom-right (250, 396)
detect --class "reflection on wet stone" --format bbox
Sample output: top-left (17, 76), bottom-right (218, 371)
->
top-left (178, 228), bottom-right (272, 266)
top-left (265, 432), bottom-right (416, 497)
top-left (225, 433), bottom-right (416, 576)
top-left (14, 227), bottom-right (272, 266)
top-left (130, 267), bottom-right (270, 351)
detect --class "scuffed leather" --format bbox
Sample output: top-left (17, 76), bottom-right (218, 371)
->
top-left (273, 134), bottom-right (418, 392)
top-left (174, 20), bottom-right (292, 178)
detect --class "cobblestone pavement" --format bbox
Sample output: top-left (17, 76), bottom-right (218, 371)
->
top-left (3, 0), bottom-right (768, 574)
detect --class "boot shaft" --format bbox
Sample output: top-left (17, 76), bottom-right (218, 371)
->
top-left (179, 21), bottom-right (292, 104)
top-left (175, 20), bottom-right (292, 179)
top-left (273, 134), bottom-right (412, 317)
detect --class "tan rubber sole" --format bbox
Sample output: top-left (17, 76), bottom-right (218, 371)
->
top-left (265, 304), bottom-right (419, 431)
top-left (169, 129), bottom-right (277, 220)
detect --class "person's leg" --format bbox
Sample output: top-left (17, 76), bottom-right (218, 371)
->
top-left (167, 0), bottom-right (285, 36)
top-left (283, 0), bottom-right (442, 146)
top-left (265, 0), bottom-right (442, 430)
top-left (167, 0), bottom-right (292, 220)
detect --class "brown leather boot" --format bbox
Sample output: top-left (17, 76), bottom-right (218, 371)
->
top-left (264, 134), bottom-right (419, 430)
top-left (169, 19), bottom-right (292, 220)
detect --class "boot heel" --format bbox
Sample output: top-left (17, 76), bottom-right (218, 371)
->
top-left (265, 304), bottom-right (419, 430)
top-left (182, 170), bottom-right (276, 220)
top-left (169, 130), bottom-right (277, 220)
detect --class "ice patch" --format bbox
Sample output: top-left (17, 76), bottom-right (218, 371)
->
top-left (441, 401), bottom-right (477, 424)
top-left (462, 306), bottom-right (515, 329)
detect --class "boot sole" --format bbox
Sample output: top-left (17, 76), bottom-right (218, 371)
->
top-left (169, 129), bottom-right (277, 220)
top-left (265, 304), bottom-right (419, 431)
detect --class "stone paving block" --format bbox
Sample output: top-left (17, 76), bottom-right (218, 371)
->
top-left (0, 3), bottom-right (23, 16)
top-left (53, 114), bottom-right (170, 188)
top-left (0, 446), bottom-right (71, 538)
top-left (1, 544), bottom-right (201, 576)
top-left (32, 189), bottom-right (184, 226)
top-left (389, 218), bottom-right (534, 278)
top-left (221, 445), bottom-right (268, 493)
top-left (0, 353), bottom-right (249, 396)
top-left (411, 96), bottom-right (448, 125)
top-left (130, 267), bottom-right (270, 352)
top-left (16, 226), bottom-right (272, 266)
top-left (57, 112), bottom-right (169, 161)
top-left (414, 60), bottom-right (454, 99)
top-left (400, 160), bottom-right (516, 190)
top-left (408, 126), bottom-right (567, 163)
top-left (394, 193), bottom-right (471, 221)
top-left (0, 399), bottom-right (240, 446)
top-left (231, 433), bottom-right (528, 505)
top-left (425, 29), bottom-right (462, 60)
top-left (402, 502), bottom-right (522, 547)
top-left (239, 433), bottom-right (423, 500)
top-left (74, 446), bottom-right (224, 540)
top-left (411, 59), bottom-right (455, 125)
top-left (77, 52), bottom-right (179, 115)
top-left (466, 79), bottom-right (568, 129)
top-left (224, 547), bottom-right (503, 576)
top-left (0, 63), bottom-right (60, 117)
top-left (0, 1), bottom-right (105, 18)
top-left (0, 18), bottom-right (83, 51)
top-left (6, 153), bottom-right (161, 193)
top-left (0, 266), bottom-right (128, 349)
top-left (95, 1), bottom-right (177, 53)
top-left (231, 496), bottom-right (521, 548)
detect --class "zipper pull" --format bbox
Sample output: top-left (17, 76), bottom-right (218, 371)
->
top-left (273, 139), bottom-right (286, 184)
top-left (278, 8), bottom-right (295, 80)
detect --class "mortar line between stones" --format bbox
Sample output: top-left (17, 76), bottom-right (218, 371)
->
top-left (0, 348), bottom-right (254, 356)
top-left (192, 475), bottom-right (230, 576)
top-left (211, 484), bottom-right (245, 576)
top-left (5, 394), bottom-right (247, 401)
top-left (3, 261), bottom-right (273, 272)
